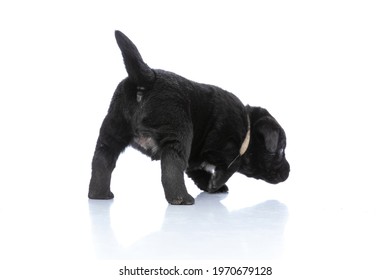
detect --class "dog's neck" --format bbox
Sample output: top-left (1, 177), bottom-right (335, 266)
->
top-left (227, 115), bottom-right (251, 169)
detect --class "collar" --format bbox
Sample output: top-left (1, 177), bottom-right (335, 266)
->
top-left (239, 114), bottom-right (251, 156)
top-left (228, 114), bottom-right (251, 169)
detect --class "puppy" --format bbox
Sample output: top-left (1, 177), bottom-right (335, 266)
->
top-left (88, 31), bottom-right (290, 205)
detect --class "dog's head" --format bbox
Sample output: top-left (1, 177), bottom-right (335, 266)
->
top-left (239, 106), bottom-right (290, 184)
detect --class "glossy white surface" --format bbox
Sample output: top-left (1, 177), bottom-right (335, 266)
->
top-left (1, 1), bottom-right (390, 279)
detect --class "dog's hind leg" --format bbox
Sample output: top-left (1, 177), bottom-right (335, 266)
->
top-left (88, 115), bottom-right (131, 199)
top-left (161, 149), bottom-right (195, 205)
top-left (160, 134), bottom-right (195, 205)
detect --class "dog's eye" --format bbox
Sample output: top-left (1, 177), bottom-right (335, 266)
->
top-left (278, 148), bottom-right (285, 156)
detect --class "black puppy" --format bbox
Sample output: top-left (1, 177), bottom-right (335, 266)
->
top-left (88, 31), bottom-right (290, 205)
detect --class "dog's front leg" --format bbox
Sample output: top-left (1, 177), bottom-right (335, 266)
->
top-left (186, 168), bottom-right (229, 193)
top-left (208, 164), bottom-right (240, 193)
top-left (88, 116), bottom-right (131, 199)
top-left (161, 148), bottom-right (194, 205)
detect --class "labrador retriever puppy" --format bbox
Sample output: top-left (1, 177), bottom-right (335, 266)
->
top-left (88, 31), bottom-right (290, 205)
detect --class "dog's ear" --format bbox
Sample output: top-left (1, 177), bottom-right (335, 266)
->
top-left (114, 30), bottom-right (155, 84)
top-left (256, 117), bottom-right (279, 153)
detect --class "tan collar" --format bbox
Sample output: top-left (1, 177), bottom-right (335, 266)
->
top-left (228, 114), bottom-right (251, 169)
top-left (239, 114), bottom-right (251, 156)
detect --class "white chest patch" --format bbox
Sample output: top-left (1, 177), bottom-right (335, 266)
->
top-left (201, 162), bottom-right (216, 174)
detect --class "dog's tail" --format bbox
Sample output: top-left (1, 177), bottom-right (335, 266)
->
top-left (115, 30), bottom-right (155, 85)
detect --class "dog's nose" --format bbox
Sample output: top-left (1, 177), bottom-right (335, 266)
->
top-left (279, 161), bottom-right (290, 182)
top-left (270, 161), bottom-right (289, 184)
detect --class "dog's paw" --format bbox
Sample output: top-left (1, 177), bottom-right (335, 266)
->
top-left (167, 193), bottom-right (195, 205)
top-left (88, 191), bottom-right (114, 200)
top-left (207, 173), bottom-right (228, 193)
top-left (216, 185), bottom-right (229, 193)
top-left (207, 183), bottom-right (229, 193)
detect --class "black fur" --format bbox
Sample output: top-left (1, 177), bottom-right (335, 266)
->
top-left (88, 31), bottom-right (290, 205)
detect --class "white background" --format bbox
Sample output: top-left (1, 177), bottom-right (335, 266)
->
top-left (1, 0), bottom-right (389, 279)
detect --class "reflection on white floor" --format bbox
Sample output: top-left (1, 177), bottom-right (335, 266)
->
top-left (89, 193), bottom-right (288, 260)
